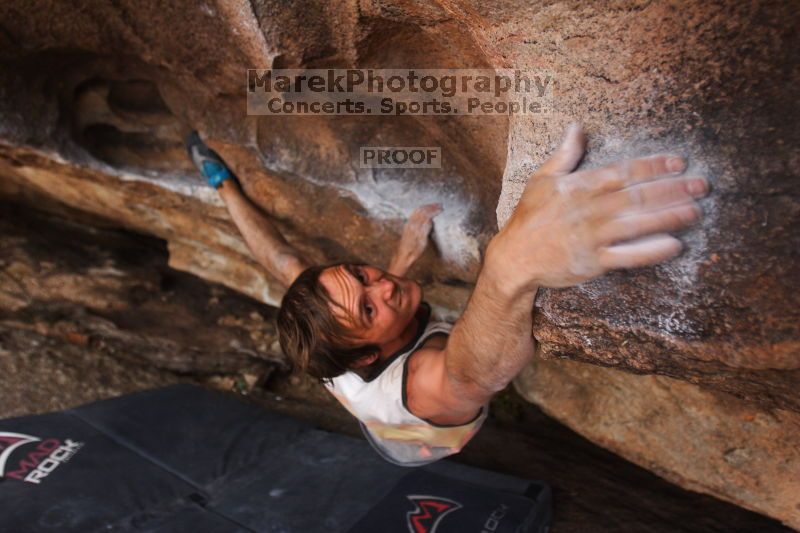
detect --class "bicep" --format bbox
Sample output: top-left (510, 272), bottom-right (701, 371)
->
top-left (405, 347), bottom-right (489, 426)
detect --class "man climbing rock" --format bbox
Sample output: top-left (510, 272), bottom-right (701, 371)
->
top-left (186, 125), bottom-right (709, 465)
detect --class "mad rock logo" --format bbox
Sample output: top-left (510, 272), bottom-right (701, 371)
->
top-left (0, 431), bottom-right (83, 485)
top-left (405, 495), bottom-right (462, 533)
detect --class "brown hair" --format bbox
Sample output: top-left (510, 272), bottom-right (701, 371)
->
top-left (276, 264), bottom-right (378, 382)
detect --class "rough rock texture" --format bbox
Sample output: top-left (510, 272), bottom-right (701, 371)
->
top-left (490, 0), bottom-right (800, 409)
top-left (0, 203), bottom-right (283, 380)
top-left (0, 0), bottom-right (798, 528)
top-left (0, 0), bottom-right (505, 310)
top-left (515, 359), bottom-right (800, 531)
top-left (485, 1), bottom-right (800, 527)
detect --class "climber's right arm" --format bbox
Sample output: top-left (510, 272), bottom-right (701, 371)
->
top-left (218, 179), bottom-right (310, 288)
top-left (405, 124), bottom-right (710, 425)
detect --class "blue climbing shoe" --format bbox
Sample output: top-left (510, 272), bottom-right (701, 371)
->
top-left (186, 131), bottom-right (235, 189)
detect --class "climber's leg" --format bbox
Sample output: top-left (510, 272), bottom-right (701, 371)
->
top-left (186, 132), bottom-right (310, 289)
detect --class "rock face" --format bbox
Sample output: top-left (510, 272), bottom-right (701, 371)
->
top-left (515, 359), bottom-right (800, 531)
top-left (0, 0), bottom-right (798, 528)
top-left (0, 203), bottom-right (283, 379)
top-left (487, 2), bottom-right (800, 527)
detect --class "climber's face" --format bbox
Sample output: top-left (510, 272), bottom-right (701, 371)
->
top-left (319, 264), bottom-right (422, 355)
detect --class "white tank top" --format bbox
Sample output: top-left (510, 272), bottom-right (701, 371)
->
top-left (324, 305), bottom-right (487, 466)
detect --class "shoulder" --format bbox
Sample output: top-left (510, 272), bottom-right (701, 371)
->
top-left (404, 344), bottom-right (483, 426)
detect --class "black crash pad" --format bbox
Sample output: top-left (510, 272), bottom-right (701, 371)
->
top-left (0, 384), bottom-right (551, 532)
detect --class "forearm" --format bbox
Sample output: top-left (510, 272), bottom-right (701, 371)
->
top-left (387, 249), bottom-right (414, 277)
top-left (443, 239), bottom-right (539, 402)
top-left (217, 180), bottom-right (309, 287)
top-left (387, 203), bottom-right (442, 277)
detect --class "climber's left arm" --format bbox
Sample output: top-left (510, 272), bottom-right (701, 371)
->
top-left (218, 179), bottom-right (310, 288)
top-left (387, 204), bottom-right (443, 277)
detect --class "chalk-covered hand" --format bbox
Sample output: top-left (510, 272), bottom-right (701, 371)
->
top-left (488, 123), bottom-right (709, 291)
top-left (388, 203), bottom-right (443, 277)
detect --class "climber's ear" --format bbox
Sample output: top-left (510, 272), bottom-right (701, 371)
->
top-left (350, 353), bottom-right (379, 369)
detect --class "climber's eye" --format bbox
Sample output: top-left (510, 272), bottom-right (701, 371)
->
top-left (355, 266), bottom-right (368, 285)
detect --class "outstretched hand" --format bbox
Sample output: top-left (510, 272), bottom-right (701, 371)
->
top-left (490, 123), bottom-right (709, 290)
top-left (388, 203), bottom-right (443, 277)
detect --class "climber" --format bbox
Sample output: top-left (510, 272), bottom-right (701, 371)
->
top-left (186, 125), bottom-right (708, 466)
